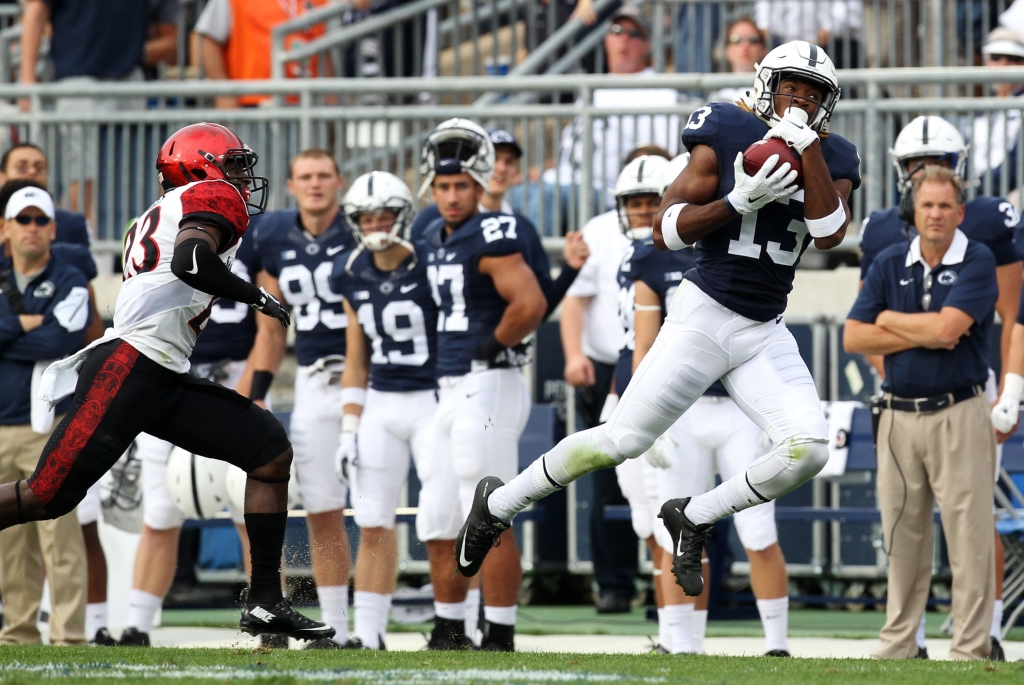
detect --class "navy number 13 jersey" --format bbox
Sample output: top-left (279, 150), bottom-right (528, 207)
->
top-left (681, 102), bottom-right (861, 322)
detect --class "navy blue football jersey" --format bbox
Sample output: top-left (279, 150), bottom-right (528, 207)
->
top-left (681, 102), bottom-right (862, 321)
top-left (860, 197), bottom-right (1021, 279)
top-left (410, 204), bottom-right (442, 243)
top-left (251, 209), bottom-right (354, 367)
top-left (424, 211), bottom-right (536, 377)
top-left (330, 244), bottom-right (437, 392)
top-left (191, 233), bottom-right (262, 364)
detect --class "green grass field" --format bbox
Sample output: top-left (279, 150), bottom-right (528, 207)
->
top-left (0, 645), bottom-right (1021, 685)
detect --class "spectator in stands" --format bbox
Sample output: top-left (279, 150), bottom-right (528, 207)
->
top-left (142, 0), bottom-right (180, 80)
top-left (483, 129), bottom-right (522, 213)
top-left (0, 144), bottom-right (90, 247)
top-left (754, 0), bottom-right (862, 69)
top-left (19, 0), bottom-right (150, 224)
top-left (709, 17), bottom-right (767, 104)
top-left (524, 8), bottom-right (678, 235)
top-left (560, 144), bottom-right (669, 614)
top-left (971, 27), bottom-right (1024, 197)
top-left (196, 0), bottom-right (330, 109)
top-left (0, 184), bottom-right (91, 646)
top-left (845, 166), bottom-right (998, 660)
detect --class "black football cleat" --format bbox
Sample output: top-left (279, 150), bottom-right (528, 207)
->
top-left (659, 497), bottom-right (713, 597)
top-left (118, 627), bottom-right (151, 647)
top-left (765, 649), bottom-right (791, 657)
top-left (914, 646), bottom-right (929, 660)
top-left (479, 621), bottom-right (515, 652)
top-left (426, 617), bottom-right (475, 651)
top-left (455, 477), bottom-right (510, 577)
top-left (89, 627), bottom-right (118, 646)
top-left (240, 598), bottom-right (335, 642)
top-left (990, 636), bottom-right (1006, 662)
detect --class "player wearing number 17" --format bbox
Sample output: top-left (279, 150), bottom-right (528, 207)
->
top-left (454, 41), bottom-right (861, 597)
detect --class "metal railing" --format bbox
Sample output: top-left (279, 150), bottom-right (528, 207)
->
top-left (4, 67), bottom-right (1024, 246)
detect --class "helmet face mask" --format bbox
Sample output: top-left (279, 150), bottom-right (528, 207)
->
top-left (343, 171), bottom-right (416, 253)
top-left (418, 119), bottom-right (495, 199)
top-left (753, 41), bottom-right (840, 133)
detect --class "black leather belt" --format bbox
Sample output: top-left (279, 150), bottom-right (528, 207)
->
top-left (879, 384), bottom-right (983, 413)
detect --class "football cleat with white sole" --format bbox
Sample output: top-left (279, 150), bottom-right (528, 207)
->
top-left (658, 497), bottom-right (713, 597)
top-left (240, 598), bottom-right (335, 641)
top-left (455, 477), bottom-right (510, 577)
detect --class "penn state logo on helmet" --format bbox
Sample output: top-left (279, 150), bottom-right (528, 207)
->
top-left (343, 171), bottom-right (417, 252)
top-left (614, 155), bottom-right (670, 240)
top-left (417, 118), bottom-right (495, 198)
top-left (752, 41), bottom-right (840, 134)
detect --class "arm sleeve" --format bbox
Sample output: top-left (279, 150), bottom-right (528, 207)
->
top-left (942, 248), bottom-right (999, 323)
top-left (194, 0), bottom-right (232, 42)
top-left (0, 276), bottom-right (90, 361)
top-left (847, 260), bottom-right (888, 323)
top-left (171, 237), bottom-right (262, 305)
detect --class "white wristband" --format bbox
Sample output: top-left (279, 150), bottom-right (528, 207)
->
top-left (341, 387), bottom-right (366, 407)
top-left (1003, 372), bottom-right (1024, 402)
top-left (805, 202), bottom-right (847, 238)
top-left (660, 203), bottom-right (689, 250)
top-left (341, 413), bottom-right (360, 433)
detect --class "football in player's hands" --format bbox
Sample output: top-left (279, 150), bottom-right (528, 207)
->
top-left (743, 138), bottom-right (803, 188)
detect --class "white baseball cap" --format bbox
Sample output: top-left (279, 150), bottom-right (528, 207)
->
top-left (5, 186), bottom-right (55, 220)
top-left (983, 27), bottom-right (1024, 58)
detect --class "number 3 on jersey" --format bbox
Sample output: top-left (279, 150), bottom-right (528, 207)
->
top-left (728, 210), bottom-right (809, 266)
top-left (123, 207), bottom-right (161, 280)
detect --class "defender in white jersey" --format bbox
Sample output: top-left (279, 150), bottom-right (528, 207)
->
top-left (0, 123), bottom-right (333, 643)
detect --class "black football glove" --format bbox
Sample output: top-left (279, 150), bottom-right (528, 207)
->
top-left (251, 286), bottom-right (290, 328)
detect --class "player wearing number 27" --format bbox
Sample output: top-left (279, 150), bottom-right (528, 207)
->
top-left (455, 41), bottom-right (861, 597)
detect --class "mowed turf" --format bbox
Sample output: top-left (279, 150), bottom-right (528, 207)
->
top-left (0, 646), bottom-right (1021, 685)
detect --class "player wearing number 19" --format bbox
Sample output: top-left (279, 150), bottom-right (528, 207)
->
top-left (454, 41), bottom-right (861, 598)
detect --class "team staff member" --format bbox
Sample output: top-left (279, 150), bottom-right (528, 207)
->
top-left (0, 186), bottom-right (91, 645)
top-left (846, 166), bottom-right (998, 661)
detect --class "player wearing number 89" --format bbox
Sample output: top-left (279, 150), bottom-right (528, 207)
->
top-left (420, 118), bottom-right (548, 652)
top-left (453, 41), bottom-right (861, 598)
top-left (328, 171), bottom-right (437, 651)
top-left (248, 149), bottom-right (357, 649)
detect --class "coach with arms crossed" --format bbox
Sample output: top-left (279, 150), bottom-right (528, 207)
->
top-left (845, 166), bottom-right (998, 660)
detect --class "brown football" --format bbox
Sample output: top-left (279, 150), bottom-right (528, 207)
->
top-left (742, 138), bottom-right (803, 187)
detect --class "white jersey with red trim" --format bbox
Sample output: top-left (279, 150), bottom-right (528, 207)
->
top-left (114, 180), bottom-right (250, 373)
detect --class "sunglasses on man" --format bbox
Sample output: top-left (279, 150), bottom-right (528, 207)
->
top-left (13, 215), bottom-right (51, 226)
top-left (728, 34), bottom-right (764, 45)
top-left (608, 23), bottom-right (646, 40)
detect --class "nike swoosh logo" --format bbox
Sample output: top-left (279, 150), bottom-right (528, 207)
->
top-left (466, 391), bottom-right (480, 398)
top-left (445, 253), bottom-right (457, 261)
top-left (676, 531), bottom-right (685, 557)
top-left (326, 245), bottom-right (345, 256)
top-left (400, 283), bottom-right (418, 293)
top-left (747, 194), bottom-right (767, 204)
top-left (186, 246), bottom-right (199, 275)
top-left (900, 278), bottom-right (913, 286)
top-left (776, 315), bottom-right (783, 324)
top-left (459, 539), bottom-right (472, 568)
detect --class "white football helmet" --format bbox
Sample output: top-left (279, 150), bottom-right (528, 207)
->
top-left (660, 152), bottom-right (691, 195)
top-left (418, 118), bottom-right (495, 198)
top-left (343, 171), bottom-right (416, 252)
top-left (752, 41), bottom-right (841, 133)
top-left (615, 155), bottom-right (670, 240)
top-left (165, 447), bottom-right (231, 520)
top-left (890, 116), bottom-right (968, 222)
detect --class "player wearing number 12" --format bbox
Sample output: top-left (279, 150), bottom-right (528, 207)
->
top-left (454, 41), bottom-right (861, 598)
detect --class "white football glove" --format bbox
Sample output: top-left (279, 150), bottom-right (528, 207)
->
top-left (335, 428), bottom-right (358, 487)
top-left (643, 433), bottom-right (677, 470)
top-left (992, 373), bottom-right (1024, 433)
top-left (763, 107), bottom-right (819, 154)
top-left (725, 152), bottom-right (799, 215)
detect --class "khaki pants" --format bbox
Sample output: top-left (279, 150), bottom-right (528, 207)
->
top-left (0, 421), bottom-right (87, 645)
top-left (873, 394), bottom-right (995, 660)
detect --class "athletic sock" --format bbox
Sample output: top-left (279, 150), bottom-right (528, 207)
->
top-left (318, 585), bottom-right (350, 645)
top-left (991, 599), bottom-right (1003, 640)
top-left (664, 604), bottom-right (694, 654)
top-left (128, 590), bottom-right (162, 633)
top-left (434, 600), bottom-right (466, 621)
top-left (86, 602), bottom-right (108, 638)
top-left (657, 608), bottom-right (671, 651)
top-left (465, 588), bottom-right (481, 639)
top-left (483, 604), bottom-right (517, 626)
top-left (354, 591), bottom-right (387, 649)
top-left (692, 610), bottom-right (708, 654)
top-left (380, 593), bottom-right (392, 645)
top-left (244, 512), bottom-right (287, 606)
top-left (756, 597), bottom-right (789, 653)
top-left (916, 614), bottom-right (927, 649)
top-left (489, 428), bottom-right (620, 521)
top-left (684, 472), bottom-right (763, 526)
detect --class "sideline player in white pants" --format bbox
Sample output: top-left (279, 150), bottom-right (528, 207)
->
top-left (455, 42), bottom-right (860, 597)
top-left (331, 171), bottom-right (446, 650)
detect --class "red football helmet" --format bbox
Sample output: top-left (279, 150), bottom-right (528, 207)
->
top-left (155, 123), bottom-right (268, 214)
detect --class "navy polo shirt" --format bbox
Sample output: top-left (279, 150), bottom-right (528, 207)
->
top-left (848, 230), bottom-right (997, 398)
